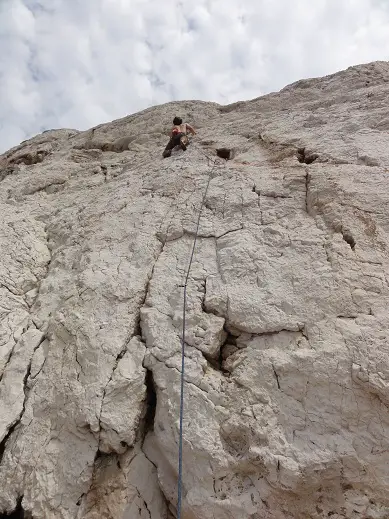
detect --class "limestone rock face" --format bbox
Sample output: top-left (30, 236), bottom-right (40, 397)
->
top-left (1, 61), bottom-right (389, 519)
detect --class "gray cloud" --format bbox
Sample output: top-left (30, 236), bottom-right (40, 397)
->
top-left (1, 0), bottom-right (389, 152)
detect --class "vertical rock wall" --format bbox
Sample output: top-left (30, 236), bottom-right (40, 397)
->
top-left (1, 61), bottom-right (389, 518)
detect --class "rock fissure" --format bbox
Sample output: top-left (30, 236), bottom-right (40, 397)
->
top-left (142, 369), bottom-right (157, 437)
top-left (252, 184), bottom-right (261, 208)
top-left (96, 238), bottom-right (165, 449)
top-left (305, 170), bottom-right (311, 215)
top-left (0, 420), bottom-right (20, 466)
top-left (135, 489), bottom-right (152, 519)
top-left (340, 227), bottom-right (356, 250)
top-left (0, 331), bottom-right (45, 464)
top-left (146, 351), bottom-right (215, 399)
top-left (74, 344), bottom-right (86, 381)
top-left (272, 364), bottom-right (281, 390)
top-left (0, 343), bottom-right (17, 385)
top-left (0, 283), bottom-right (20, 298)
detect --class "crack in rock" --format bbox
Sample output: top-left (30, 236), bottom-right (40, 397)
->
top-left (340, 226), bottom-right (356, 250)
top-left (272, 364), bottom-right (281, 390)
top-left (96, 239), bottom-right (165, 451)
top-left (142, 369), bottom-right (157, 437)
top-left (0, 330), bottom-right (45, 464)
top-left (305, 170), bottom-right (311, 214)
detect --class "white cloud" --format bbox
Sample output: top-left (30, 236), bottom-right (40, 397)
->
top-left (1, 0), bottom-right (389, 152)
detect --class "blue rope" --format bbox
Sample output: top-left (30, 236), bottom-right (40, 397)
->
top-left (177, 161), bottom-right (217, 519)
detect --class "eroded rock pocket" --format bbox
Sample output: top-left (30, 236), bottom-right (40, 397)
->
top-left (76, 136), bottom-right (136, 153)
top-left (8, 150), bottom-right (50, 166)
top-left (297, 147), bottom-right (319, 164)
top-left (216, 148), bottom-right (233, 160)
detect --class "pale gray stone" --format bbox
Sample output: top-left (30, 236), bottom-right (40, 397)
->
top-left (1, 60), bottom-right (389, 519)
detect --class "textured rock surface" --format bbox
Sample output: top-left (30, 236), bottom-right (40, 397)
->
top-left (1, 61), bottom-right (389, 519)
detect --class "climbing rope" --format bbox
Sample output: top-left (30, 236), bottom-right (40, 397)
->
top-left (177, 153), bottom-right (220, 519)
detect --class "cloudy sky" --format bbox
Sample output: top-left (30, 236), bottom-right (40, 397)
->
top-left (1, 0), bottom-right (389, 153)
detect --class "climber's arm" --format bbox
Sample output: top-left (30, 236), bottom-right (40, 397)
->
top-left (186, 124), bottom-right (196, 135)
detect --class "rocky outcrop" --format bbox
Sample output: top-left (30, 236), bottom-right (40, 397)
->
top-left (1, 61), bottom-right (389, 519)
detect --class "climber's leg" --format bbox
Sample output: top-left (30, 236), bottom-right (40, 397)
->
top-left (163, 138), bottom-right (175, 158)
top-left (163, 133), bottom-right (186, 158)
top-left (180, 134), bottom-right (188, 151)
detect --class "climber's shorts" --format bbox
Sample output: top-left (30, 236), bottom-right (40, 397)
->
top-left (172, 132), bottom-right (184, 146)
top-left (165, 133), bottom-right (185, 150)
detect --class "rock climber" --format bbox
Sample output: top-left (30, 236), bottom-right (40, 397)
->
top-left (162, 117), bottom-right (196, 158)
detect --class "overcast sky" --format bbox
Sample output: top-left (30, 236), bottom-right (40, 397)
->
top-left (1, 0), bottom-right (389, 153)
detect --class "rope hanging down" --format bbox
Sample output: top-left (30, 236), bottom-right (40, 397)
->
top-left (177, 158), bottom-right (219, 519)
